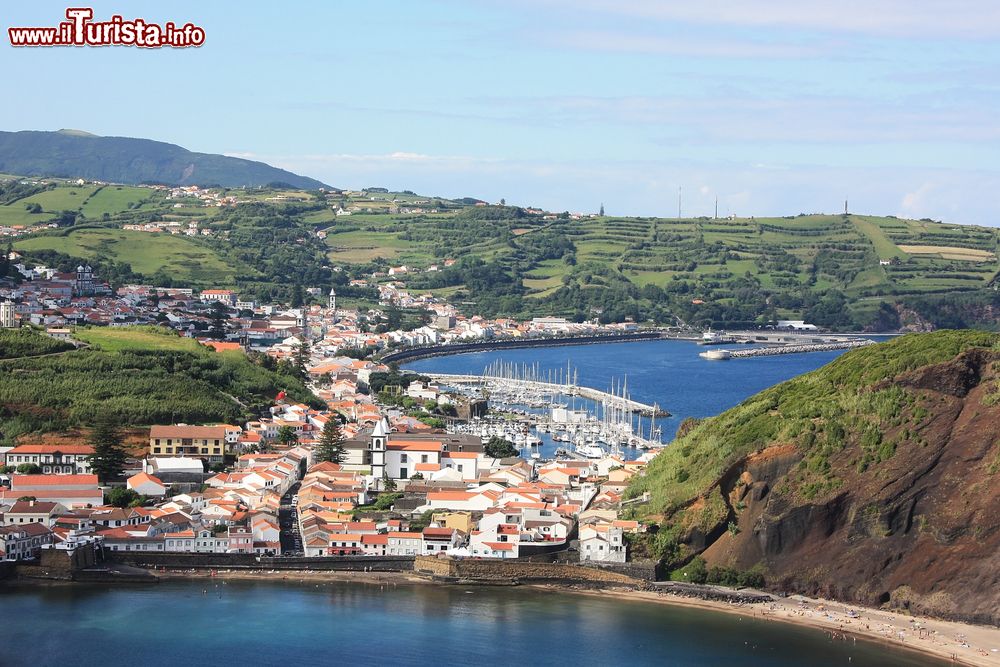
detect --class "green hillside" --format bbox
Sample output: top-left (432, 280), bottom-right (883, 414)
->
top-left (0, 130), bottom-right (328, 189)
top-left (15, 227), bottom-right (240, 285)
top-left (0, 326), bottom-right (320, 445)
top-left (620, 330), bottom-right (1000, 624)
top-left (5, 165), bottom-right (1000, 329)
top-left (325, 208), bottom-right (1000, 329)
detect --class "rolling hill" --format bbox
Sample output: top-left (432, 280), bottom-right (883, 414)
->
top-left (324, 208), bottom-right (1000, 330)
top-left (625, 330), bottom-right (1000, 624)
top-left (0, 130), bottom-right (328, 189)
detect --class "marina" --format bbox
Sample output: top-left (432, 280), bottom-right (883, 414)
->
top-left (430, 360), bottom-right (667, 458)
top-left (404, 337), bottom-right (863, 449)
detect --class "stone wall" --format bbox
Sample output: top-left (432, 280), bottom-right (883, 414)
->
top-left (581, 560), bottom-right (661, 581)
top-left (413, 556), bottom-right (646, 587)
top-left (110, 552), bottom-right (415, 572)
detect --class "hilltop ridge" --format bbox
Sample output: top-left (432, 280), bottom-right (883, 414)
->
top-left (0, 130), bottom-right (329, 189)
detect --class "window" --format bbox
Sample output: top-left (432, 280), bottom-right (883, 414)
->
top-left (421, 455), bottom-right (428, 463)
top-left (400, 454), bottom-right (408, 463)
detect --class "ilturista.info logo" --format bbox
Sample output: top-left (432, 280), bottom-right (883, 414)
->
top-left (8, 7), bottom-right (205, 48)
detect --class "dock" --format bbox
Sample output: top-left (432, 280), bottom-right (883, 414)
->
top-left (424, 372), bottom-right (669, 418)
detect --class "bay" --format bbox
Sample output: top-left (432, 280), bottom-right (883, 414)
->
top-left (2, 580), bottom-right (943, 666)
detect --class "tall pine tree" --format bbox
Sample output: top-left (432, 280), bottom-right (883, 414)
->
top-left (87, 412), bottom-right (128, 483)
top-left (294, 339), bottom-right (311, 379)
top-left (315, 417), bottom-right (346, 464)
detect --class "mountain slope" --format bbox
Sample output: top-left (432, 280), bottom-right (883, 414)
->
top-left (627, 331), bottom-right (1000, 624)
top-left (0, 130), bottom-right (328, 189)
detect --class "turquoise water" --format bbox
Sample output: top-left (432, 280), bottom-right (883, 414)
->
top-left (4, 580), bottom-right (942, 666)
top-left (404, 338), bottom-right (853, 440)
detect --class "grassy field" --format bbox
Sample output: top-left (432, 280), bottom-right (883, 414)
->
top-left (18, 186), bottom-right (101, 212)
top-left (852, 217), bottom-right (907, 260)
top-left (73, 326), bottom-right (204, 352)
top-left (897, 245), bottom-right (995, 261)
top-left (80, 185), bottom-right (153, 217)
top-left (15, 227), bottom-right (238, 284)
top-left (0, 206), bottom-right (52, 227)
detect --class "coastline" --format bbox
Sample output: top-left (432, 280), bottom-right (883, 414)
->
top-left (550, 586), bottom-right (1000, 667)
top-left (142, 568), bottom-right (998, 666)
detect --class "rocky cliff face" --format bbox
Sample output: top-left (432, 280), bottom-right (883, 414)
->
top-left (631, 332), bottom-right (1000, 625)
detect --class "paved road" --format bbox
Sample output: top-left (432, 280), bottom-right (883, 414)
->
top-left (278, 482), bottom-right (302, 556)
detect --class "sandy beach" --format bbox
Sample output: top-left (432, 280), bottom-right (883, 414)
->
top-left (555, 586), bottom-right (1000, 667)
top-left (150, 567), bottom-right (999, 666)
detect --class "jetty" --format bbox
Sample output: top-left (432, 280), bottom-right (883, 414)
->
top-left (425, 367), bottom-right (668, 418)
top-left (703, 338), bottom-right (874, 360)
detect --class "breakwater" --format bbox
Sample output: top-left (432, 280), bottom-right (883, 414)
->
top-left (726, 339), bottom-right (873, 358)
top-left (380, 331), bottom-right (667, 364)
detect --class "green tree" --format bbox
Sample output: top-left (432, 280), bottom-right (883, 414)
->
top-left (290, 282), bottom-right (304, 308)
top-left (276, 425), bottom-right (299, 448)
top-left (382, 470), bottom-right (397, 492)
top-left (294, 339), bottom-right (311, 378)
top-left (15, 463), bottom-right (42, 474)
top-left (209, 300), bottom-right (229, 340)
top-left (87, 412), bottom-right (128, 483)
top-left (485, 436), bottom-right (518, 458)
top-left (0, 241), bottom-right (10, 277)
top-left (105, 487), bottom-right (143, 508)
top-left (315, 417), bottom-right (346, 464)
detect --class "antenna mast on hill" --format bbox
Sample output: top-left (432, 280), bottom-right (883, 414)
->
top-left (845, 197), bottom-right (849, 215)
top-left (715, 196), bottom-right (719, 220)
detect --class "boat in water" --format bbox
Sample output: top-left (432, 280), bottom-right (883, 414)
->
top-left (576, 443), bottom-right (606, 458)
top-left (699, 348), bottom-right (732, 360)
top-left (699, 329), bottom-right (733, 345)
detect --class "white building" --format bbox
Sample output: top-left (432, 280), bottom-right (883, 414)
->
top-left (579, 521), bottom-right (626, 563)
top-left (0, 300), bottom-right (17, 328)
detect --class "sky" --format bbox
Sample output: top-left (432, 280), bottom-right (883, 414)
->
top-left (1, 1), bottom-right (999, 224)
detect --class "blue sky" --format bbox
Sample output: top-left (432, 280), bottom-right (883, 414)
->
top-left (2, 1), bottom-right (999, 223)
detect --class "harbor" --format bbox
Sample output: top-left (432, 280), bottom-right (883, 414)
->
top-left (406, 337), bottom-right (865, 458)
top-left (430, 360), bottom-right (667, 458)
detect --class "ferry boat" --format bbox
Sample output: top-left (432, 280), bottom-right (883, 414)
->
top-left (699, 330), bottom-right (730, 345)
top-left (699, 349), bottom-right (732, 360)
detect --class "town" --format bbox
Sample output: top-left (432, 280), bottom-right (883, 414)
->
top-left (0, 264), bottom-right (658, 573)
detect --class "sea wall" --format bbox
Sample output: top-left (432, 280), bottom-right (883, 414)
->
top-left (15, 545), bottom-right (102, 581)
top-left (381, 332), bottom-right (665, 364)
top-left (413, 556), bottom-right (646, 587)
top-left (581, 560), bottom-right (662, 582)
top-left (110, 552), bottom-right (415, 572)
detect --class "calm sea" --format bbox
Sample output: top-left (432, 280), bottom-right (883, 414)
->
top-left (3, 580), bottom-right (943, 666)
top-left (404, 338), bottom-right (853, 441)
